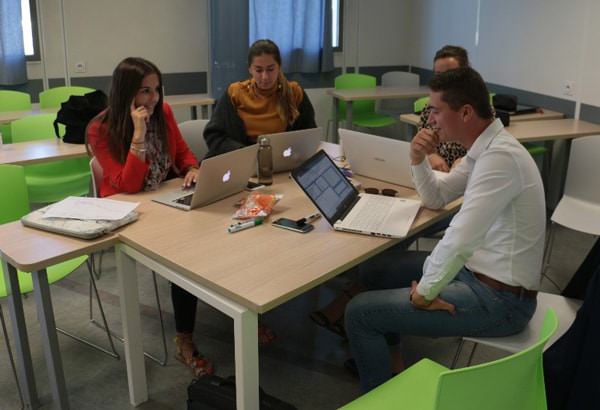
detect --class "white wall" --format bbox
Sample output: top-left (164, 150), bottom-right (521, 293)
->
top-left (409, 0), bottom-right (600, 111)
top-left (27, 0), bottom-right (209, 81)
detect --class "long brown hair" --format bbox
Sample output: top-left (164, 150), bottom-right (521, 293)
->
top-left (248, 39), bottom-right (299, 126)
top-left (101, 57), bottom-right (168, 163)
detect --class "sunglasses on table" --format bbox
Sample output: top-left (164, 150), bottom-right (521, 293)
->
top-left (364, 187), bottom-right (398, 197)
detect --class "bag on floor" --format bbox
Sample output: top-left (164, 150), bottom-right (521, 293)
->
top-left (187, 375), bottom-right (297, 410)
top-left (53, 89), bottom-right (107, 144)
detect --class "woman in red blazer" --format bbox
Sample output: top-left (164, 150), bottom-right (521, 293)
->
top-left (87, 57), bottom-right (212, 377)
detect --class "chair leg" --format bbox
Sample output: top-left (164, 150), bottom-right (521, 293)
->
top-left (0, 303), bottom-right (26, 410)
top-left (56, 261), bottom-right (120, 359)
top-left (451, 338), bottom-right (464, 369)
top-left (466, 342), bottom-right (478, 366)
top-left (90, 270), bottom-right (168, 366)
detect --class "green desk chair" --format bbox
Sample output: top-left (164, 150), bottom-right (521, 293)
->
top-left (0, 164), bottom-right (119, 408)
top-left (414, 96), bottom-right (429, 114)
top-left (335, 73), bottom-right (396, 129)
top-left (0, 90), bottom-right (32, 144)
top-left (340, 309), bottom-right (558, 410)
top-left (11, 114), bottom-right (90, 203)
top-left (39, 86), bottom-right (95, 109)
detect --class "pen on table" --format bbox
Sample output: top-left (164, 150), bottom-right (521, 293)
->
top-left (297, 212), bottom-right (321, 225)
top-left (228, 218), bottom-right (264, 233)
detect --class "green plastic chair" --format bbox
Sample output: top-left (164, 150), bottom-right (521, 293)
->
top-left (340, 309), bottom-right (558, 410)
top-left (414, 96), bottom-right (429, 114)
top-left (11, 113), bottom-right (90, 203)
top-left (0, 90), bottom-right (32, 144)
top-left (39, 86), bottom-right (95, 109)
top-left (0, 164), bottom-right (119, 407)
top-left (334, 74), bottom-right (396, 128)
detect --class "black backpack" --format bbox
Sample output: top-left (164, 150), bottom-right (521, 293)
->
top-left (53, 89), bottom-right (108, 144)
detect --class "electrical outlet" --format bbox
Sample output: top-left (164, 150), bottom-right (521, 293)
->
top-left (74, 61), bottom-right (87, 73)
top-left (564, 80), bottom-right (574, 96)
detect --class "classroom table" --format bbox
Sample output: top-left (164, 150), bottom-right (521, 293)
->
top-left (0, 139), bottom-right (88, 165)
top-left (0, 94), bottom-right (214, 125)
top-left (328, 86), bottom-right (429, 142)
top-left (0, 142), bottom-right (460, 410)
top-left (399, 108), bottom-right (565, 128)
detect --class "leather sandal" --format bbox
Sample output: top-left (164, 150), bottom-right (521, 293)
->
top-left (309, 311), bottom-right (347, 339)
top-left (174, 334), bottom-right (214, 377)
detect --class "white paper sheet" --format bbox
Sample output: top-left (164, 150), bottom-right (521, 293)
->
top-left (43, 196), bottom-right (139, 221)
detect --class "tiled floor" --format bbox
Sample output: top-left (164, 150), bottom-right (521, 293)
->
top-left (0, 225), bottom-right (595, 409)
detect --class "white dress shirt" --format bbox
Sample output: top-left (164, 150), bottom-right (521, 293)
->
top-left (412, 119), bottom-right (546, 301)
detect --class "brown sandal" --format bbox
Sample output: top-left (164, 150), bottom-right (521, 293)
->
top-left (174, 333), bottom-right (214, 377)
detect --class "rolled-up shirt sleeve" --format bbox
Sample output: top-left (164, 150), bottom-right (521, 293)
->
top-left (415, 150), bottom-right (524, 300)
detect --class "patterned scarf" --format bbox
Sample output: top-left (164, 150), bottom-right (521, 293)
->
top-left (143, 120), bottom-right (172, 191)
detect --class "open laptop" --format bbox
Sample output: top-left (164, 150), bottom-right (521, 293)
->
top-left (259, 127), bottom-right (322, 173)
top-left (339, 128), bottom-right (414, 188)
top-left (152, 144), bottom-right (258, 211)
top-left (291, 150), bottom-right (421, 238)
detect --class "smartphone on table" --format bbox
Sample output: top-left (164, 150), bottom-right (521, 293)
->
top-left (272, 217), bottom-right (314, 233)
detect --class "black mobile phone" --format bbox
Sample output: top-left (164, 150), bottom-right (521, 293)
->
top-left (272, 217), bottom-right (314, 233)
top-left (245, 181), bottom-right (265, 191)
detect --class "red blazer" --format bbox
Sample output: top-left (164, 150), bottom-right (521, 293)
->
top-left (88, 102), bottom-right (198, 197)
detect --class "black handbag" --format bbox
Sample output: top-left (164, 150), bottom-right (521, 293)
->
top-left (492, 94), bottom-right (518, 112)
top-left (53, 89), bottom-right (107, 144)
top-left (187, 375), bottom-right (297, 410)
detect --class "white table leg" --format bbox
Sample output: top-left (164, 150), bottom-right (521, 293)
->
top-left (115, 244), bottom-right (148, 406)
top-left (234, 309), bottom-right (259, 410)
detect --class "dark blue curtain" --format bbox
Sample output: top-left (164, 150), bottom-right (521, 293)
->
top-left (0, 0), bottom-right (27, 85)
top-left (249, 0), bottom-right (334, 73)
top-left (209, 0), bottom-right (249, 99)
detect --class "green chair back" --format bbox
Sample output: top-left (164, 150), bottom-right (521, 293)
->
top-left (0, 164), bottom-right (86, 297)
top-left (414, 96), bottom-right (429, 114)
top-left (39, 86), bottom-right (94, 109)
top-left (11, 114), bottom-right (89, 203)
top-left (334, 74), bottom-right (395, 128)
top-left (340, 309), bottom-right (558, 410)
top-left (0, 90), bottom-right (32, 144)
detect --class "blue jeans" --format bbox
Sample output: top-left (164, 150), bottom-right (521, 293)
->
top-left (345, 249), bottom-right (537, 392)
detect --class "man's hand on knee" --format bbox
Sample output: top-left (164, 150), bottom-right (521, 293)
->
top-left (410, 281), bottom-right (456, 315)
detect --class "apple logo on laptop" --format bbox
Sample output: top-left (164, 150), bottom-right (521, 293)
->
top-left (222, 170), bottom-right (231, 183)
top-left (283, 146), bottom-right (292, 158)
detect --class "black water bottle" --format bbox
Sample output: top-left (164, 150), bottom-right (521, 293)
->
top-left (257, 136), bottom-right (273, 185)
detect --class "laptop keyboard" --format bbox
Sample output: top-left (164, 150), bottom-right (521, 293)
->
top-left (347, 195), bottom-right (396, 231)
top-left (175, 193), bottom-right (193, 206)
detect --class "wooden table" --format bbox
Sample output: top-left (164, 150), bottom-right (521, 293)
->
top-left (399, 109), bottom-right (564, 128)
top-left (0, 139), bottom-right (88, 165)
top-left (0, 142), bottom-right (459, 409)
top-left (0, 94), bottom-right (215, 125)
top-left (328, 86), bottom-right (429, 142)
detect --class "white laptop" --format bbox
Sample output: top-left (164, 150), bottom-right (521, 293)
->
top-left (291, 150), bottom-right (421, 238)
top-left (259, 127), bottom-right (322, 173)
top-left (339, 128), bottom-right (414, 188)
top-left (152, 144), bottom-right (258, 211)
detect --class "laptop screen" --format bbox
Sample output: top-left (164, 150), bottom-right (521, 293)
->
top-left (292, 150), bottom-right (358, 224)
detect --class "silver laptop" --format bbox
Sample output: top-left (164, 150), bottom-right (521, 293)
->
top-left (339, 128), bottom-right (414, 188)
top-left (291, 150), bottom-right (421, 238)
top-left (152, 144), bottom-right (258, 211)
top-left (259, 127), bottom-right (322, 173)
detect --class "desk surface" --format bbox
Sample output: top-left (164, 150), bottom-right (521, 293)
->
top-left (327, 86), bottom-right (429, 102)
top-left (506, 118), bottom-right (600, 143)
top-left (0, 139), bottom-right (88, 165)
top-left (400, 109), bottom-right (565, 127)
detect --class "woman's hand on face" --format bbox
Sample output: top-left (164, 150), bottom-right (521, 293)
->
top-left (182, 167), bottom-right (199, 188)
top-left (130, 100), bottom-right (149, 142)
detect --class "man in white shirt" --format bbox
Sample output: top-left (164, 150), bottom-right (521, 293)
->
top-left (345, 67), bottom-right (546, 392)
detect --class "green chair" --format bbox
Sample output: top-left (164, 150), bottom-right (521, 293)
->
top-left (414, 96), bottom-right (429, 114)
top-left (0, 164), bottom-right (118, 408)
top-left (0, 90), bottom-right (32, 144)
top-left (11, 114), bottom-right (90, 203)
top-left (39, 86), bottom-right (94, 109)
top-left (335, 73), bottom-right (396, 129)
top-left (339, 309), bottom-right (558, 410)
